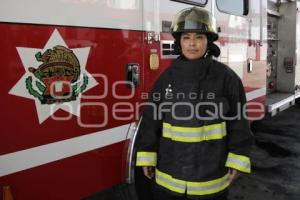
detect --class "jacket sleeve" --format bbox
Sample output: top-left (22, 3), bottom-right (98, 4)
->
top-left (224, 73), bottom-right (254, 173)
top-left (135, 75), bottom-right (164, 167)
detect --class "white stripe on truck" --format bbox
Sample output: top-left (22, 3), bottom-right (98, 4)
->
top-left (0, 124), bottom-right (130, 177)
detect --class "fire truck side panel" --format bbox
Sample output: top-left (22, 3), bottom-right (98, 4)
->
top-left (215, 0), bottom-right (267, 94)
top-left (0, 0), bottom-right (145, 197)
top-left (245, 0), bottom-right (268, 114)
top-left (0, 141), bottom-right (126, 199)
top-left (0, 24), bottom-right (144, 154)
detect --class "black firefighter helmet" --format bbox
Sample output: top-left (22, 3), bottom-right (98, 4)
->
top-left (171, 7), bottom-right (219, 42)
top-left (171, 7), bottom-right (220, 57)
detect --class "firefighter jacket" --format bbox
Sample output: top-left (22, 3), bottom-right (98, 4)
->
top-left (136, 57), bottom-right (253, 199)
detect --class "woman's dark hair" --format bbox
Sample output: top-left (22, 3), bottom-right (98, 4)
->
top-left (173, 34), bottom-right (181, 55)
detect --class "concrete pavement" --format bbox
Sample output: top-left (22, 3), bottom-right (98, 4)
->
top-left (229, 104), bottom-right (300, 200)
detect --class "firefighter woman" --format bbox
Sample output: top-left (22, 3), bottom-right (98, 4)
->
top-left (136, 7), bottom-right (253, 200)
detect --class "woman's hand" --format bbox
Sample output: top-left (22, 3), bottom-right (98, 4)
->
top-left (142, 166), bottom-right (155, 179)
top-left (227, 168), bottom-right (240, 185)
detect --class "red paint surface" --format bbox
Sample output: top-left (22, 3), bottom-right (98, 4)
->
top-left (0, 141), bottom-right (126, 199)
top-left (0, 23), bottom-right (143, 199)
top-left (0, 23), bottom-right (143, 154)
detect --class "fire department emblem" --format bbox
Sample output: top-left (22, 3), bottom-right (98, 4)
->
top-left (25, 45), bottom-right (88, 104)
top-left (10, 29), bottom-right (98, 124)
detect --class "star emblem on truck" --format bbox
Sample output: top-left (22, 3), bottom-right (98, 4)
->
top-left (9, 29), bottom-right (98, 124)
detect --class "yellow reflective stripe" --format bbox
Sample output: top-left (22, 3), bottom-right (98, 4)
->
top-left (155, 169), bottom-right (229, 195)
top-left (225, 152), bottom-right (251, 173)
top-left (155, 169), bottom-right (186, 194)
top-left (162, 122), bottom-right (226, 142)
top-left (137, 152), bottom-right (157, 157)
top-left (163, 122), bottom-right (226, 133)
top-left (187, 174), bottom-right (229, 195)
top-left (136, 152), bottom-right (157, 166)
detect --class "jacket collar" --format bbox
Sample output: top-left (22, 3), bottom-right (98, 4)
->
top-left (170, 57), bottom-right (212, 80)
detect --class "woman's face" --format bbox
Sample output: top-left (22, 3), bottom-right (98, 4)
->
top-left (180, 32), bottom-right (208, 60)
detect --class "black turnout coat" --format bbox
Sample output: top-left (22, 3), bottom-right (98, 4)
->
top-left (136, 57), bottom-right (253, 199)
